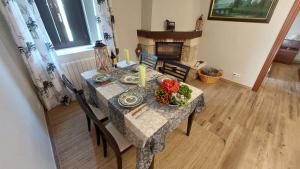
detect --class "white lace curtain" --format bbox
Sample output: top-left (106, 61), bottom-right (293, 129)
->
top-left (96, 0), bottom-right (118, 54)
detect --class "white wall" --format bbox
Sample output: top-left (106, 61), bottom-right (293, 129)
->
top-left (286, 13), bottom-right (300, 62)
top-left (141, 0), bottom-right (153, 30)
top-left (197, 0), bottom-right (295, 87)
top-left (295, 53), bottom-right (300, 62)
top-left (295, 50), bottom-right (300, 62)
top-left (287, 13), bottom-right (300, 40)
top-left (0, 14), bottom-right (56, 169)
top-left (142, 0), bottom-right (202, 31)
top-left (112, 0), bottom-right (141, 60)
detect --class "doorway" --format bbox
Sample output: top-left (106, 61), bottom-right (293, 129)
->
top-left (252, 0), bottom-right (300, 91)
top-left (269, 18), bottom-right (300, 82)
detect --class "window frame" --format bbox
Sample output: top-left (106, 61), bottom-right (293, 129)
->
top-left (36, 0), bottom-right (91, 50)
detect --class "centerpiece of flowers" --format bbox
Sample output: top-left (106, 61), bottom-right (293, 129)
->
top-left (155, 79), bottom-right (192, 107)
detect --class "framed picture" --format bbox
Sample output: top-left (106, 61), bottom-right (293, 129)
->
top-left (208, 0), bottom-right (279, 23)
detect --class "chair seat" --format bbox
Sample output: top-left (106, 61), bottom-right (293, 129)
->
top-left (105, 122), bottom-right (132, 152)
top-left (89, 104), bottom-right (107, 121)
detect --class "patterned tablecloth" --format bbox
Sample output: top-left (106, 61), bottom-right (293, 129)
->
top-left (81, 65), bottom-right (205, 169)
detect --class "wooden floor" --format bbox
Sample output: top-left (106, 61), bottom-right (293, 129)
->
top-left (48, 63), bottom-right (300, 169)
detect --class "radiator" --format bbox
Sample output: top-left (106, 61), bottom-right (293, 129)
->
top-left (61, 57), bottom-right (96, 89)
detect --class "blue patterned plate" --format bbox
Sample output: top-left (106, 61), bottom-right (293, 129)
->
top-left (120, 74), bottom-right (140, 84)
top-left (132, 64), bottom-right (149, 72)
top-left (92, 73), bottom-right (111, 83)
top-left (157, 75), bottom-right (177, 84)
top-left (118, 92), bottom-right (143, 108)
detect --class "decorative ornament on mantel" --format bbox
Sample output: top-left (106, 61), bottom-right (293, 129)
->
top-left (195, 15), bottom-right (204, 32)
top-left (165, 19), bottom-right (175, 32)
top-left (135, 43), bottom-right (142, 59)
top-left (94, 40), bottom-right (112, 72)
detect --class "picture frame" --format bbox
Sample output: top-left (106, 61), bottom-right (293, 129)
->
top-left (208, 0), bottom-right (279, 23)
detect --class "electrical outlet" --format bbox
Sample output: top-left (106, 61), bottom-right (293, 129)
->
top-left (232, 72), bottom-right (241, 78)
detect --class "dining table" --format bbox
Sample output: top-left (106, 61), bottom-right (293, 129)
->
top-left (81, 60), bottom-right (205, 169)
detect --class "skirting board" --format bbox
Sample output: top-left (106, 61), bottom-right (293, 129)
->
top-left (220, 78), bottom-right (251, 90)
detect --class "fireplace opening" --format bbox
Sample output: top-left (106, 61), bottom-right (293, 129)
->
top-left (155, 42), bottom-right (183, 61)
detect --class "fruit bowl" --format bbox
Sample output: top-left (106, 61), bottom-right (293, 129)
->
top-left (155, 79), bottom-right (192, 107)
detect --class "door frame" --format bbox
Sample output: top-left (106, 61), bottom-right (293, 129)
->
top-left (252, 0), bottom-right (300, 92)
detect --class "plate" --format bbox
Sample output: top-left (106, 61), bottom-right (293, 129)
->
top-left (120, 74), bottom-right (140, 84)
top-left (157, 75), bottom-right (177, 84)
top-left (118, 92), bottom-right (143, 108)
top-left (132, 64), bottom-right (149, 72)
top-left (131, 65), bottom-right (140, 72)
top-left (92, 73), bottom-right (111, 83)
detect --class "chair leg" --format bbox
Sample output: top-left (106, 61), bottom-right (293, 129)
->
top-left (186, 110), bottom-right (195, 136)
top-left (116, 153), bottom-right (122, 169)
top-left (101, 135), bottom-right (107, 157)
top-left (86, 115), bottom-right (91, 132)
top-left (95, 126), bottom-right (101, 146)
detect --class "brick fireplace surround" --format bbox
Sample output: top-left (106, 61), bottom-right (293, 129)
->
top-left (137, 30), bottom-right (202, 67)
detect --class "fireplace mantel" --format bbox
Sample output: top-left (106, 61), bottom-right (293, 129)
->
top-left (137, 30), bottom-right (202, 40)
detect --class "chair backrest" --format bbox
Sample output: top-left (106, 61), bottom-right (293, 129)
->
top-left (162, 61), bottom-right (191, 82)
top-left (62, 74), bottom-right (78, 94)
top-left (140, 51), bottom-right (158, 70)
top-left (75, 92), bottom-right (121, 154)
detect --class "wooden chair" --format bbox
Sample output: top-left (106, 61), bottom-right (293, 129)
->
top-left (62, 74), bottom-right (78, 93)
top-left (140, 51), bottom-right (158, 70)
top-left (75, 92), bottom-right (132, 169)
top-left (62, 74), bottom-right (108, 145)
top-left (161, 61), bottom-right (191, 82)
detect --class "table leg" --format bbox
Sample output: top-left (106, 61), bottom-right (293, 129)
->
top-left (149, 155), bottom-right (155, 169)
top-left (186, 109), bottom-right (195, 136)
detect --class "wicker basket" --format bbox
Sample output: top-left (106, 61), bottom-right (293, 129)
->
top-left (198, 69), bottom-right (223, 84)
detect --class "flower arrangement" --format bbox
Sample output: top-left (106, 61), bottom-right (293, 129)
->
top-left (155, 80), bottom-right (192, 107)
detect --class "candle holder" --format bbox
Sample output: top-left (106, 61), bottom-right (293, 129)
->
top-left (94, 41), bottom-right (112, 72)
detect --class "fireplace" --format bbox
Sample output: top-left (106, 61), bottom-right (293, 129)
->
top-left (137, 30), bottom-right (202, 64)
top-left (155, 42), bottom-right (183, 61)
top-left (137, 30), bottom-right (203, 80)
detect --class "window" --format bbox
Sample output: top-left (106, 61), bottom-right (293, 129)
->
top-left (36, 0), bottom-right (91, 49)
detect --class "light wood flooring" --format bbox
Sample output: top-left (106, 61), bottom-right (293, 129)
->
top-left (48, 63), bottom-right (300, 169)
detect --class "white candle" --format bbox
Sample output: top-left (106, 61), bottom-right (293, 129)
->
top-left (124, 48), bottom-right (130, 65)
top-left (139, 64), bottom-right (146, 87)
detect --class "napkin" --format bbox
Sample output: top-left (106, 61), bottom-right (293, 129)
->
top-left (117, 60), bottom-right (136, 68)
top-left (125, 106), bottom-right (168, 146)
top-left (96, 82), bottom-right (127, 100)
top-left (81, 69), bottom-right (98, 80)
